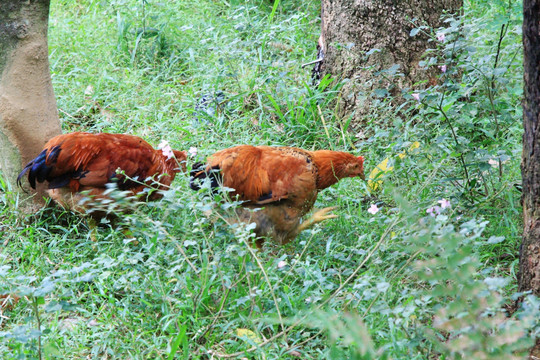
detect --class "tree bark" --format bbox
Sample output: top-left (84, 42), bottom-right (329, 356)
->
top-left (519, 0), bottom-right (540, 356)
top-left (0, 0), bottom-right (61, 199)
top-left (318, 0), bottom-right (462, 128)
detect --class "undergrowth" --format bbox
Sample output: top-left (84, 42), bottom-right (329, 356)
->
top-left (1, 0), bottom-right (538, 359)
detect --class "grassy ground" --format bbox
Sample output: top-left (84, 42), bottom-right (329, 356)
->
top-left (0, 0), bottom-right (537, 359)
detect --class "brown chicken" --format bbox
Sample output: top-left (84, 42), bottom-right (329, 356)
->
top-left (190, 145), bottom-right (365, 247)
top-left (17, 132), bottom-right (187, 215)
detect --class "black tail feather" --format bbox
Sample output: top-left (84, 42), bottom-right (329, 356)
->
top-left (17, 146), bottom-right (61, 189)
top-left (189, 162), bottom-right (222, 192)
top-left (17, 162), bottom-right (34, 188)
top-left (17, 149), bottom-right (47, 189)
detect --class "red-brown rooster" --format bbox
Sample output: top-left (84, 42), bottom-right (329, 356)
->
top-left (17, 132), bottom-right (187, 215)
top-left (190, 145), bottom-right (365, 247)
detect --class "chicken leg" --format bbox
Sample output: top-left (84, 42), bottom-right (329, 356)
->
top-left (296, 206), bottom-right (338, 234)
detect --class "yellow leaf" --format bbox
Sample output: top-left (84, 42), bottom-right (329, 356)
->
top-left (235, 328), bottom-right (261, 344)
top-left (367, 142), bottom-right (420, 192)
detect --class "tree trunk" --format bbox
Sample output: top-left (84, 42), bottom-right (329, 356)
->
top-left (318, 0), bottom-right (462, 129)
top-left (0, 0), bottom-right (61, 200)
top-left (519, 0), bottom-right (540, 356)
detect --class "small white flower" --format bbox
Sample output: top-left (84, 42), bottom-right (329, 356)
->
top-left (438, 198), bottom-right (451, 209)
top-left (157, 140), bottom-right (169, 150)
top-left (277, 260), bottom-right (287, 269)
top-left (188, 146), bottom-right (198, 157)
top-left (411, 93), bottom-right (420, 102)
top-left (426, 206), bottom-right (441, 217)
top-left (162, 146), bottom-right (174, 159)
top-left (437, 33), bottom-right (446, 42)
top-left (488, 158), bottom-right (499, 167)
top-left (439, 65), bottom-right (447, 73)
top-left (157, 140), bottom-right (174, 159)
top-left (84, 85), bottom-right (94, 96)
top-left (367, 204), bottom-right (379, 215)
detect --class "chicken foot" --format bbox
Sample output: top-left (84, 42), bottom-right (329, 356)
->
top-left (296, 206), bottom-right (338, 233)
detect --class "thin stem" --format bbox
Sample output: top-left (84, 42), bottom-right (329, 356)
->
top-left (485, 82), bottom-right (500, 135)
top-left (438, 104), bottom-right (472, 194)
top-left (141, 0), bottom-right (146, 33)
top-left (486, 23), bottom-right (507, 137)
top-left (491, 23), bottom-right (507, 91)
top-left (242, 237), bottom-right (287, 340)
top-left (317, 104), bottom-right (331, 144)
top-left (32, 297), bottom-right (42, 360)
top-left (427, 102), bottom-right (472, 197)
top-left (194, 284), bottom-right (233, 342)
top-left (477, 168), bottom-right (490, 196)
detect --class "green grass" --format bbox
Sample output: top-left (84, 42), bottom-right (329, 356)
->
top-left (0, 0), bottom-right (537, 359)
